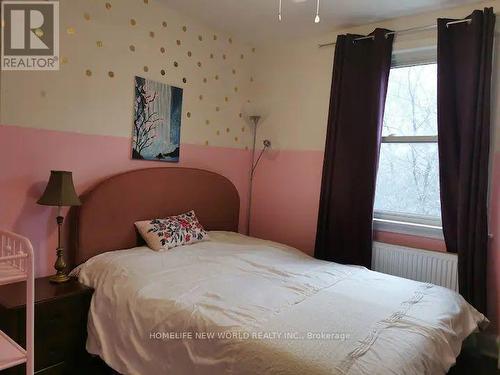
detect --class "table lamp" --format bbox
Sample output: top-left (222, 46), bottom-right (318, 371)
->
top-left (38, 171), bottom-right (81, 283)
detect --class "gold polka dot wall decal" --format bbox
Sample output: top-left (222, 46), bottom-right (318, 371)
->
top-left (226, 127), bottom-right (230, 132)
top-left (160, 47), bottom-right (165, 53)
top-left (198, 35), bottom-right (203, 41)
top-left (143, 0), bottom-right (148, 3)
top-left (215, 75), bottom-right (219, 80)
top-left (85, 69), bottom-right (92, 76)
top-left (234, 86), bottom-right (238, 92)
top-left (213, 35), bottom-right (217, 40)
top-left (250, 77), bottom-right (254, 82)
top-left (162, 21), bottom-right (167, 27)
top-left (174, 61), bottom-right (178, 67)
top-left (252, 47), bottom-right (256, 53)
top-left (228, 37), bottom-right (233, 43)
top-left (197, 62), bottom-right (202, 67)
top-left (216, 130), bottom-right (220, 135)
top-left (105, 2), bottom-right (112, 9)
top-left (234, 137), bottom-right (239, 142)
top-left (241, 54), bottom-right (244, 59)
top-left (245, 146), bottom-right (249, 150)
top-left (67, 27), bottom-right (75, 35)
top-left (241, 126), bottom-right (245, 132)
top-left (34, 28), bottom-right (44, 38)
top-left (210, 53), bottom-right (214, 59)
top-left (232, 69), bottom-right (236, 74)
top-left (61, 56), bottom-right (68, 64)
top-left (225, 96), bottom-right (229, 102)
top-left (149, 31), bottom-right (155, 38)
top-left (40, 90), bottom-right (46, 97)
top-left (176, 40), bottom-right (181, 46)
top-left (222, 54), bottom-right (226, 60)
top-left (239, 113), bottom-right (242, 117)
top-left (96, 40), bottom-right (103, 47)
top-left (203, 78), bottom-right (207, 83)
top-left (182, 26), bottom-right (187, 32)
top-left (160, 69), bottom-right (166, 75)
top-left (199, 95), bottom-right (203, 100)
top-left (216, 106), bottom-right (220, 111)
top-left (108, 71), bottom-right (114, 78)
top-left (187, 51), bottom-right (192, 57)
top-left (182, 77), bottom-right (187, 83)
top-left (143, 66), bottom-right (149, 72)
top-left (130, 19), bottom-right (136, 26)
top-left (129, 45), bottom-right (135, 52)
top-left (83, 12), bottom-right (90, 21)
top-left (206, 119), bottom-right (210, 125)
top-left (205, 140), bottom-right (209, 146)
top-left (186, 112), bottom-right (191, 118)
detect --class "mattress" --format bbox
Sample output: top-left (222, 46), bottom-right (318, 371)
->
top-left (76, 231), bottom-right (487, 375)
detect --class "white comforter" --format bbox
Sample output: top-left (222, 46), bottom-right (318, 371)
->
top-left (77, 231), bottom-right (487, 375)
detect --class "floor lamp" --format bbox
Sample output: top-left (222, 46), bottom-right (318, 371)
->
top-left (247, 115), bottom-right (271, 235)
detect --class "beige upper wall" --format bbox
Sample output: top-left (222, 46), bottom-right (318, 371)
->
top-left (1, 0), bottom-right (498, 152)
top-left (251, 0), bottom-right (500, 152)
top-left (0, 0), bottom-right (257, 149)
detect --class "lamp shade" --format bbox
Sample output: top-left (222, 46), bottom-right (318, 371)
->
top-left (37, 171), bottom-right (81, 207)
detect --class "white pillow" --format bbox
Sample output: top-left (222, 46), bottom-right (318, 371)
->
top-left (135, 210), bottom-right (209, 251)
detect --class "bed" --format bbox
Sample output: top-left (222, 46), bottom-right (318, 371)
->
top-left (72, 167), bottom-right (487, 375)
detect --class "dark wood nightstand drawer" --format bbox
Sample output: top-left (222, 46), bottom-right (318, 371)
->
top-left (35, 362), bottom-right (66, 375)
top-left (35, 333), bottom-right (78, 370)
top-left (0, 277), bottom-right (94, 375)
top-left (35, 296), bottom-right (85, 336)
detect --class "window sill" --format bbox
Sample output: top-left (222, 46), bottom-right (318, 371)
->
top-left (373, 218), bottom-right (444, 240)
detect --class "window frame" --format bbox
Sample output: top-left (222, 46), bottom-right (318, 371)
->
top-left (373, 52), bottom-right (443, 240)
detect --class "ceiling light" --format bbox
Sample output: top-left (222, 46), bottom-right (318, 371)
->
top-left (278, 0), bottom-right (320, 24)
top-left (315, 0), bottom-right (321, 23)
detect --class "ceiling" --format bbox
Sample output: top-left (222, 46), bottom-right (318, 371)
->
top-left (162, 0), bottom-right (481, 44)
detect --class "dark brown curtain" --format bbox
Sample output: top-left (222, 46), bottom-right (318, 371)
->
top-left (437, 8), bottom-right (495, 312)
top-left (315, 29), bottom-right (394, 267)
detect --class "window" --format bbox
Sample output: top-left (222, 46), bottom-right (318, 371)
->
top-left (374, 62), bottom-right (442, 238)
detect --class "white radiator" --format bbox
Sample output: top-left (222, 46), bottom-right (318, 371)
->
top-left (372, 242), bottom-right (458, 291)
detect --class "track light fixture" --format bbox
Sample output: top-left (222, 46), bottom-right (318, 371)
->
top-left (277, 0), bottom-right (321, 23)
top-left (315, 0), bottom-right (321, 23)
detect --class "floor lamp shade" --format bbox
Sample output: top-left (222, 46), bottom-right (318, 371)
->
top-left (37, 171), bottom-right (81, 207)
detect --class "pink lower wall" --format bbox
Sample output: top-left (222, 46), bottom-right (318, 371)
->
top-left (0, 124), bottom-right (251, 277)
top-left (250, 149), bottom-right (500, 333)
top-left (1, 123), bottom-right (499, 333)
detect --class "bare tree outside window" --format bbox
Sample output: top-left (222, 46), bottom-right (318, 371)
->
top-left (374, 63), bottom-right (441, 221)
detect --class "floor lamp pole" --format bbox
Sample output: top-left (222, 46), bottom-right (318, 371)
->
top-left (247, 116), bottom-right (260, 235)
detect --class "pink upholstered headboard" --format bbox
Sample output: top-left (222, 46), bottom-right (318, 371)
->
top-left (74, 167), bottom-right (240, 264)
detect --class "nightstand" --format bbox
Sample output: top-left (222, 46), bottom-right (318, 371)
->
top-left (0, 276), bottom-right (93, 375)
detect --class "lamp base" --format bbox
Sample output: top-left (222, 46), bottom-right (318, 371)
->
top-left (49, 273), bottom-right (70, 283)
top-left (51, 242), bottom-right (69, 283)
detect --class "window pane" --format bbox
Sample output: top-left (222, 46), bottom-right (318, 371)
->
top-left (374, 143), bottom-right (441, 219)
top-left (382, 64), bottom-right (437, 136)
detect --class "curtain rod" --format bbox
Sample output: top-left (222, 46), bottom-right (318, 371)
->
top-left (318, 18), bottom-right (472, 48)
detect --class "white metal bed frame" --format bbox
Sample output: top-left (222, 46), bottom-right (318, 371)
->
top-left (0, 230), bottom-right (34, 374)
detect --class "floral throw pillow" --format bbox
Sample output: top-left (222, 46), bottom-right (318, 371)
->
top-left (135, 210), bottom-right (209, 251)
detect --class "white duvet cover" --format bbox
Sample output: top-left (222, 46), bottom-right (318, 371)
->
top-left (77, 231), bottom-right (487, 375)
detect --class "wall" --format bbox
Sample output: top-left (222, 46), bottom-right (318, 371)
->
top-left (0, 0), bottom-right (498, 338)
top-left (0, 0), bottom-right (257, 277)
top-left (249, 0), bottom-right (500, 333)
